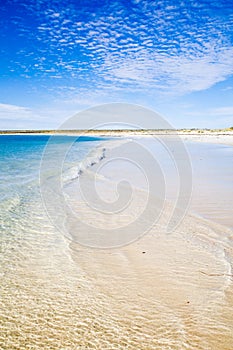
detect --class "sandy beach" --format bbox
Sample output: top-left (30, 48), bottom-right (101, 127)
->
top-left (179, 133), bottom-right (233, 146)
top-left (0, 132), bottom-right (233, 349)
top-left (52, 133), bottom-right (233, 348)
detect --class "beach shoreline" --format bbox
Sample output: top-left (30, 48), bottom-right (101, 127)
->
top-left (1, 132), bottom-right (233, 349)
top-left (1, 129), bottom-right (233, 146)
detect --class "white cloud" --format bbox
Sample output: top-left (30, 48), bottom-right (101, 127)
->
top-left (6, 0), bottom-right (233, 99)
top-left (0, 102), bottom-right (76, 129)
top-left (0, 103), bottom-right (35, 129)
top-left (0, 103), bottom-right (31, 115)
top-left (0, 103), bottom-right (53, 122)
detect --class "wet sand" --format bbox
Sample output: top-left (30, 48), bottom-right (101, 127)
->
top-left (62, 136), bottom-right (233, 349)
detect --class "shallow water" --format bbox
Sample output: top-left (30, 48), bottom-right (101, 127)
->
top-left (0, 135), bottom-right (233, 349)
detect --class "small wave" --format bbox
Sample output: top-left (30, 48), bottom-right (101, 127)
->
top-left (62, 146), bottom-right (106, 183)
top-left (62, 139), bottom-right (130, 184)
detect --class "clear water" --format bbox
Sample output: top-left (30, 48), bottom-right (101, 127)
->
top-left (0, 135), bottom-right (233, 349)
top-left (0, 135), bottom-right (104, 198)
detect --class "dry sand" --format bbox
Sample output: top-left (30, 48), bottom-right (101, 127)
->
top-left (179, 133), bottom-right (233, 146)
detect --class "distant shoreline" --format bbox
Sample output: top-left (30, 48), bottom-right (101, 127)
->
top-left (1, 128), bottom-right (233, 136)
top-left (1, 128), bottom-right (233, 147)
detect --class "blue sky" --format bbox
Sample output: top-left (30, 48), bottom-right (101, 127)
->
top-left (0, 0), bottom-right (233, 129)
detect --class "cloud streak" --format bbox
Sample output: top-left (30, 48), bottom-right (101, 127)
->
top-left (0, 103), bottom-right (32, 118)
